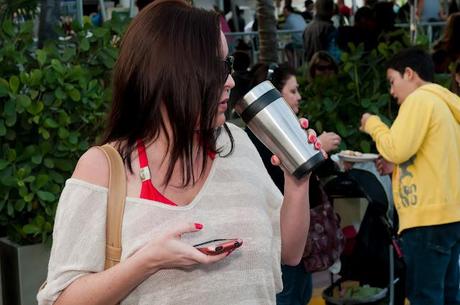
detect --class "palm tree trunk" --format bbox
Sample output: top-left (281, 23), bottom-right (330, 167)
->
top-left (256, 0), bottom-right (278, 64)
top-left (38, 0), bottom-right (60, 48)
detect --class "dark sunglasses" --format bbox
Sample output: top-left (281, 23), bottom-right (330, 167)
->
top-left (315, 64), bottom-right (335, 72)
top-left (223, 56), bottom-right (234, 79)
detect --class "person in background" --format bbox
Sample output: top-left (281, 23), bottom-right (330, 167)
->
top-left (246, 63), bottom-right (340, 305)
top-left (228, 5), bottom-right (245, 32)
top-left (336, 6), bottom-right (378, 53)
top-left (301, 0), bottom-right (315, 22)
top-left (308, 50), bottom-right (339, 81)
top-left (282, 5), bottom-right (307, 47)
top-left (303, 0), bottom-right (337, 62)
top-left (449, 0), bottom-right (459, 15)
top-left (360, 47), bottom-right (460, 305)
top-left (337, 0), bottom-right (352, 19)
top-left (373, 1), bottom-right (401, 45)
top-left (37, 1), bottom-right (323, 305)
top-left (432, 12), bottom-right (460, 73)
top-left (282, 5), bottom-right (307, 68)
top-left (417, 0), bottom-right (443, 21)
top-left (396, 0), bottom-right (411, 23)
top-left (331, 3), bottom-right (349, 28)
top-left (227, 51), bottom-right (252, 118)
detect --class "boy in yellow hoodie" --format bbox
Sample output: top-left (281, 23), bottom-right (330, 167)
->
top-left (360, 47), bottom-right (460, 305)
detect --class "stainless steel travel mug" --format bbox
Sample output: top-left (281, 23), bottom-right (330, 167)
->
top-left (235, 80), bottom-right (325, 179)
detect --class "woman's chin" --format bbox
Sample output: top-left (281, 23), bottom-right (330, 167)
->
top-left (213, 114), bottom-right (226, 128)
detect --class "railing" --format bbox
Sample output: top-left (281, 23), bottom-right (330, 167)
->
top-left (224, 29), bottom-right (304, 66)
top-left (395, 21), bottom-right (446, 47)
top-left (61, 3), bottom-right (447, 56)
top-left (68, 0), bottom-right (136, 24)
top-left (226, 21), bottom-right (447, 65)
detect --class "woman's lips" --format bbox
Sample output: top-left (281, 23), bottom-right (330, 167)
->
top-left (218, 99), bottom-right (228, 112)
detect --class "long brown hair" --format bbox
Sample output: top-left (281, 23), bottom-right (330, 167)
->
top-left (101, 0), bottom-right (233, 187)
top-left (442, 12), bottom-right (460, 55)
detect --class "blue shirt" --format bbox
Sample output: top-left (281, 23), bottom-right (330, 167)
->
top-left (282, 13), bottom-right (307, 47)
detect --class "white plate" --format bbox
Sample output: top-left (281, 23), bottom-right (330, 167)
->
top-left (337, 152), bottom-right (379, 163)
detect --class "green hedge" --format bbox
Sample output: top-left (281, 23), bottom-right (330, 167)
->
top-left (0, 16), bottom-right (129, 245)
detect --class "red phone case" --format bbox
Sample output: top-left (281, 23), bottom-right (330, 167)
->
top-left (194, 239), bottom-right (243, 255)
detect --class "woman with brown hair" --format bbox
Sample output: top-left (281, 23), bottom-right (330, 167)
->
top-left (37, 1), bottom-right (322, 305)
top-left (308, 50), bottom-right (339, 80)
top-left (433, 12), bottom-right (460, 73)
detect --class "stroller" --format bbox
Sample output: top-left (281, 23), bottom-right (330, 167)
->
top-left (322, 163), bottom-right (406, 305)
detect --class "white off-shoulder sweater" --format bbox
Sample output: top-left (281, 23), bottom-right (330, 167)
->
top-left (38, 123), bottom-right (283, 305)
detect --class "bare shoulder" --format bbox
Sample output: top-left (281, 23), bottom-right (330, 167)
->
top-left (72, 146), bottom-right (109, 187)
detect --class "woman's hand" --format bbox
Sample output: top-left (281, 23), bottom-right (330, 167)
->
top-left (132, 222), bottom-right (229, 275)
top-left (375, 156), bottom-right (394, 176)
top-left (318, 131), bottom-right (341, 153)
top-left (270, 118), bottom-right (327, 169)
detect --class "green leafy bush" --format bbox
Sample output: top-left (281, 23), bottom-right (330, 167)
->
top-left (0, 16), bottom-right (129, 245)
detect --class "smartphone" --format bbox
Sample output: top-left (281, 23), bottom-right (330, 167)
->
top-left (193, 238), bottom-right (243, 256)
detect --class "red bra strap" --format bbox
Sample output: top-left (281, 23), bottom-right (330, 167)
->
top-left (137, 140), bottom-right (149, 169)
top-left (136, 140), bottom-right (177, 206)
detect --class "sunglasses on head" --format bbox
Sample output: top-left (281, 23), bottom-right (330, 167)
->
top-left (315, 64), bottom-right (335, 72)
top-left (223, 56), bottom-right (234, 79)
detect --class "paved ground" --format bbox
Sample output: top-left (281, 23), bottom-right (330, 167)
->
top-left (308, 270), bottom-right (332, 305)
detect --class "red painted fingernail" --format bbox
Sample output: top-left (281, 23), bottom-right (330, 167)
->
top-left (301, 119), bottom-right (309, 129)
top-left (194, 223), bottom-right (203, 230)
top-left (314, 141), bottom-right (322, 149)
top-left (308, 134), bottom-right (317, 143)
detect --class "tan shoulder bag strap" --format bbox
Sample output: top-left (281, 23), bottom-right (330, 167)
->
top-left (96, 144), bottom-right (127, 270)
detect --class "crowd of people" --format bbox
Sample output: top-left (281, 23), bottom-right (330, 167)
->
top-left (219, 0), bottom-right (460, 74)
top-left (38, 1), bottom-right (460, 305)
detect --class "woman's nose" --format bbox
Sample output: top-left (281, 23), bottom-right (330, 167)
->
top-left (226, 74), bottom-right (235, 89)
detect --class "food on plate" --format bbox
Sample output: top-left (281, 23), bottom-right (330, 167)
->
top-left (340, 150), bottom-right (363, 157)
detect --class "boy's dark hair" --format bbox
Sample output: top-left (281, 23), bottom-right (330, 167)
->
top-left (385, 47), bottom-right (435, 82)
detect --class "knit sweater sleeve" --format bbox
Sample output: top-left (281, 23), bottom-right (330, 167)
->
top-left (37, 179), bottom-right (108, 305)
top-left (364, 92), bottom-right (433, 164)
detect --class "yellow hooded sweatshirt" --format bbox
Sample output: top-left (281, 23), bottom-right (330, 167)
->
top-left (364, 84), bottom-right (460, 233)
